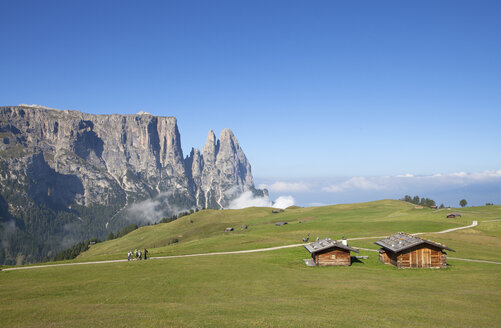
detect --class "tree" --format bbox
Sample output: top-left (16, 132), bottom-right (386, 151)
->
top-left (117, 224), bottom-right (138, 238)
top-left (439, 204), bottom-right (445, 209)
top-left (460, 199), bottom-right (468, 208)
top-left (106, 232), bottom-right (115, 241)
top-left (412, 196), bottom-right (420, 205)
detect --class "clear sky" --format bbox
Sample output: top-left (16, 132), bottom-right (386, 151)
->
top-left (1, 1), bottom-right (500, 206)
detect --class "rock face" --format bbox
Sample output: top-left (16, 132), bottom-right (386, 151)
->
top-left (0, 105), bottom-right (266, 264)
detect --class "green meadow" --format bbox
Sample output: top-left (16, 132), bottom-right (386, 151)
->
top-left (1, 200), bottom-right (500, 327)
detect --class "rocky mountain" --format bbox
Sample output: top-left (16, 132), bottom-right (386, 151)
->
top-left (0, 105), bottom-right (266, 264)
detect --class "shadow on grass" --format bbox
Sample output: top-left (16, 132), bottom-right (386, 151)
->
top-left (351, 256), bottom-right (365, 265)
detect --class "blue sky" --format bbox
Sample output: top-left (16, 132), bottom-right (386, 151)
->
top-left (1, 1), bottom-right (500, 206)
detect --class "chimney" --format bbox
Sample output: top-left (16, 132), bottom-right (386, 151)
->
top-left (341, 236), bottom-right (347, 246)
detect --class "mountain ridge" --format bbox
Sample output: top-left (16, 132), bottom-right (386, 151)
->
top-left (0, 105), bottom-right (266, 264)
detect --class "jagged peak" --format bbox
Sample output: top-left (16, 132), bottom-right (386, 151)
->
top-left (203, 130), bottom-right (217, 150)
top-left (207, 129), bottom-right (216, 142)
top-left (219, 128), bottom-right (235, 138)
top-left (202, 130), bottom-right (217, 161)
top-left (188, 147), bottom-right (201, 158)
top-left (218, 128), bottom-right (240, 153)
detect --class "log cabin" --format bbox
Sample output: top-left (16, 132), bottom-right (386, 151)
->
top-left (375, 232), bottom-right (455, 268)
top-left (304, 238), bottom-right (359, 266)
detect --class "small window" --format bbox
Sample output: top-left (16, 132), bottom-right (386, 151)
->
top-left (331, 254), bottom-right (336, 259)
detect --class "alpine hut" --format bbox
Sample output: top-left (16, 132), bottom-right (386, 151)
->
top-left (375, 232), bottom-right (455, 268)
top-left (304, 238), bottom-right (359, 266)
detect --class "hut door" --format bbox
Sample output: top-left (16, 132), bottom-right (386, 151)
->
top-left (423, 248), bottom-right (431, 267)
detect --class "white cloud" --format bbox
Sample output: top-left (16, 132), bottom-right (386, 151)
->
top-left (273, 196), bottom-right (295, 209)
top-left (258, 181), bottom-right (309, 192)
top-left (128, 196), bottom-right (163, 224)
top-left (227, 191), bottom-right (295, 209)
top-left (323, 176), bottom-right (384, 192)
top-left (227, 191), bottom-right (271, 209)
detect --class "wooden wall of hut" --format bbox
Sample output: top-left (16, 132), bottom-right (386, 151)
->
top-left (314, 249), bottom-right (351, 266)
top-left (380, 245), bottom-right (447, 268)
top-left (397, 245), bottom-right (447, 268)
top-left (379, 250), bottom-right (397, 266)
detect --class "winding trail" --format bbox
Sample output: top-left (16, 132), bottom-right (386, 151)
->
top-left (2, 220), bottom-right (497, 272)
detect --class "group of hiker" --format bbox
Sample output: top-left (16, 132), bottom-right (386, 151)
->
top-left (128, 248), bottom-right (148, 261)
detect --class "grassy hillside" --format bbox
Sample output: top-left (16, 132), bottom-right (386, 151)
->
top-left (79, 200), bottom-right (486, 261)
top-left (1, 200), bottom-right (500, 327)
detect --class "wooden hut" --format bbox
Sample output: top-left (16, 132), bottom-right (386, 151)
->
top-left (304, 238), bottom-right (359, 266)
top-left (375, 232), bottom-right (455, 268)
top-left (446, 213), bottom-right (462, 218)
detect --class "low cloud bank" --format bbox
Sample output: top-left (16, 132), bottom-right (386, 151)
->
top-left (127, 195), bottom-right (164, 225)
top-left (256, 169), bottom-right (501, 207)
top-left (322, 170), bottom-right (501, 193)
top-left (228, 191), bottom-right (295, 209)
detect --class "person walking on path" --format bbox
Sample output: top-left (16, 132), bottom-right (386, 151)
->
top-left (144, 248), bottom-right (148, 260)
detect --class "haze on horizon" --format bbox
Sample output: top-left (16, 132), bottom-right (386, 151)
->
top-left (1, 1), bottom-right (499, 206)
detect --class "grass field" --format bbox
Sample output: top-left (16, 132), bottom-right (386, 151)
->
top-left (1, 200), bottom-right (500, 327)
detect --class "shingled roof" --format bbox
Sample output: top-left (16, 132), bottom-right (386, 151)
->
top-left (375, 232), bottom-right (455, 253)
top-left (304, 238), bottom-right (359, 254)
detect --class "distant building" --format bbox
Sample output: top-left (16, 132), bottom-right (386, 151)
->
top-left (446, 213), bottom-right (462, 218)
top-left (375, 232), bottom-right (455, 268)
top-left (275, 222), bottom-right (288, 226)
top-left (304, 238), bottom-right (359, 266)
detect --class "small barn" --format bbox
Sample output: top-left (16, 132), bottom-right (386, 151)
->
top-left (446, 213), bottom-right (462, 218)
top-left (375, 232), bottom-right (455, 268)
top-left (304, 238), bottom-right (359, 266)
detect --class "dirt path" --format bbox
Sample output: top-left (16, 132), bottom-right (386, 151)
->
top-left (0, 220), bottom-right (493, 272)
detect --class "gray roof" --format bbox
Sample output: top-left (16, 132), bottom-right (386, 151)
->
top-left (304, 238), bottom-right (359, 254)
top-left (375, 232), bottom-right (455, 253)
